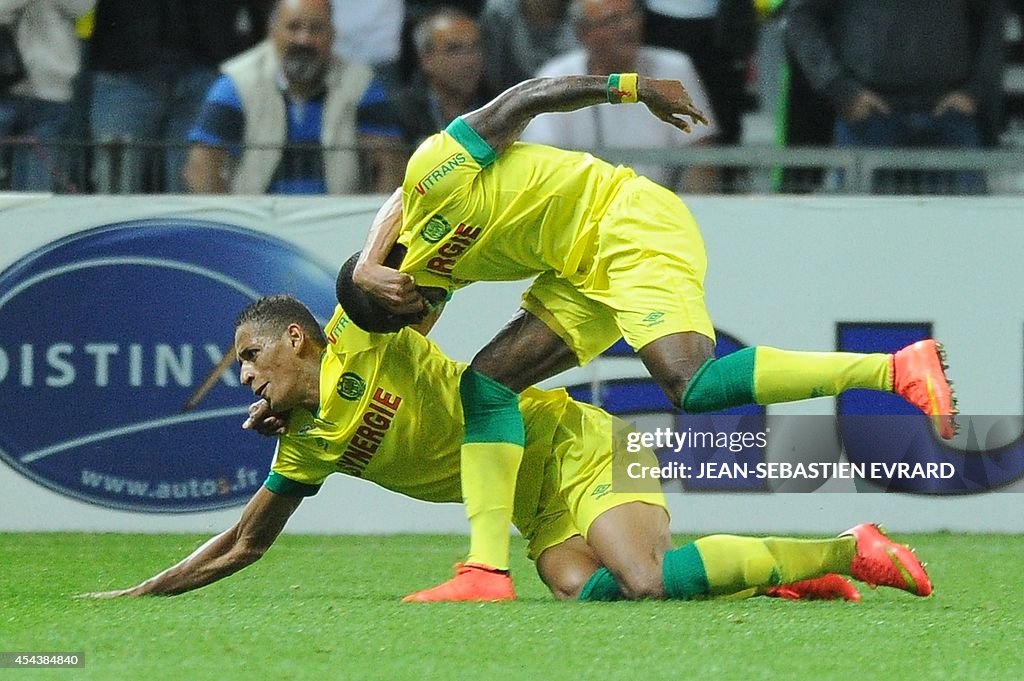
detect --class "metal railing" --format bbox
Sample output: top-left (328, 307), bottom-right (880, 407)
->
top-left (1, 138), bottom-right (1023, 196)
top-left (592, 146), bottom-right (1024, 195)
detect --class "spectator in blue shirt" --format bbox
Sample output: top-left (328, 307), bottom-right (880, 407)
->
top-left (184, 0), bottom-right (404, 195)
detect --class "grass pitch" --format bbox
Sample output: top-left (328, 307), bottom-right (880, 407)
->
top-left (2, 532), bottom-right (1022, 680)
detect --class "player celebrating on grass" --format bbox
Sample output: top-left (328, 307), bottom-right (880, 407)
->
top-left (83, 292), bottom-right (932, 603)
top-left (350, 73), bottom-right (958, 602)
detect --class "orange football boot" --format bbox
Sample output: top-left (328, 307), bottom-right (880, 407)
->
top-left (842, 523), bottom-right (933, 596)
top-left (402, 563), bottom-right (516, 603)
top-left (765, 573), bottom-right (861, 602)
top-left (892, 339), bottom-right (958, 439)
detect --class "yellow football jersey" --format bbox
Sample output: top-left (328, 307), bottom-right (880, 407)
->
top-left (266, 305), bottom-right (570, 502)
top-left (397, 117), bottom-right (637, 292)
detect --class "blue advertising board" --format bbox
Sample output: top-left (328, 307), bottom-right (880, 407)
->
top-left (0, 219), bottom-right (336, 512)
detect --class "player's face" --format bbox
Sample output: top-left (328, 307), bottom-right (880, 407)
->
top-left (235, 322), bottom-right (306, 413)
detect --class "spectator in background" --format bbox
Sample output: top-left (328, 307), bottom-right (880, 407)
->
top-left (642, 1), bottom-right (757, 193)
top-left (642, 1), bottom-right (758, 150)
top-left (786, 0), bottom-right (1006, 194)
top-left (389, 7), bottom-right (490, 149)
top-left (480, 0), bottom-right (578, 94)
top-left (331, 0), bottom-right (404, 87)
top-left (0, 0), bottom-right (95, 192)
top-left (397, 1), bottom-right (483, 85)
top-left (88, 0), bottom-right (269, 194)
top-left (184, 0), bottom-right (404, 195)
top-left (522, 0), bottom-right (720, 192)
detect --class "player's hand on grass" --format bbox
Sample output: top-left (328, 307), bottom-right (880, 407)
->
top-left (639, 78), bottom-right (709, 134)
top-left (76, 588), bottom-right (138, 599)
top-left (353, 262), bottom-right (427, 315)
top-left (242, 398), bottom-right (289, 436)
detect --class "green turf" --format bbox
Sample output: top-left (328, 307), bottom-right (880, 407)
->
top-left (2, 532), bottom-right (1021, 680)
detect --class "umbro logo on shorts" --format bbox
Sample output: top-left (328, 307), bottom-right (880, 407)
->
top-left (642, 311), bottom-right (666, 327)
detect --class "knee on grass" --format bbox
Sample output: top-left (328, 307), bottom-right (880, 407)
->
top-left (550, 573), bottom-right (590, 601)
top-left (614, 564), bottom-right (666, 601)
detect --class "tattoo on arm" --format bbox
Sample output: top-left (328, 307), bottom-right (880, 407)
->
top-left (461, 76), bottom-right (609, 156)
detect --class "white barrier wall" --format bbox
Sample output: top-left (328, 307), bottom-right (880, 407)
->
top-left (0, 194), bottom-right (1021, 534)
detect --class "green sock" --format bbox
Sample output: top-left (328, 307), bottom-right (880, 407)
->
top-left (579, 546), bottom-right (711, 602)
top-left (578, 567), bottom-right (622, 601)
top-left (662, 543), bottom-right (711, 600)
top-left (681, 348), bottom-right (756, 412)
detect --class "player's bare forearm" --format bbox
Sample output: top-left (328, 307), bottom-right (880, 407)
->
top-left (82, 487), bottom-right (301, 598)
top-left (124, 528), bottom-right (257, 596)
top-left (463, 76), bottom-right (710, 155)
top-left (462, 77), bottom-right (608, 155)
top-left (354, 190), bottom-right (427, 315)
top-left (355, 188), bottom-right (403, 273)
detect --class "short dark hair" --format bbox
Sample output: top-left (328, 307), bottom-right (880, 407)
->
top-left (235, 294), bottom-right (327, 346)
top-left (336, 251), bottom-right (422, 333)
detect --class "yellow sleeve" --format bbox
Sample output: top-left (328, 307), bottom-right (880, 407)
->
top-left (266, 433), bottom-right (336, 496)
top-left (402, 119), bottom-right (492, 222)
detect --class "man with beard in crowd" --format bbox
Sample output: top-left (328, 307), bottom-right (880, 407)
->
top-left (184, 0), bottom-right (405, 195)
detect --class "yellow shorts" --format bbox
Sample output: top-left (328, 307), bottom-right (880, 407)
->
top-left (521, 176), bottom-right (715, 365)
top-left (513, 395), bottom-right (668, 561)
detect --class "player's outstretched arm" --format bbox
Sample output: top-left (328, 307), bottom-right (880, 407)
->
top-left (354, 187), bottom-right (426, 316)
top-left (462, 75), bottom-right (710, 156)
top-left (80, 487), bottom-right (302, 598)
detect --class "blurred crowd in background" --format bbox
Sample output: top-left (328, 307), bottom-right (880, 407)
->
top-left (0, 0), bottom-right (1021, 196)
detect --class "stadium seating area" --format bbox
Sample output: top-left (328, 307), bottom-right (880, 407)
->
top-left (2, 1), bottom-right (1023, 195)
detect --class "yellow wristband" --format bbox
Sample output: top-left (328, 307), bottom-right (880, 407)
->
top-left (607, 73), bottom-right (639, 104)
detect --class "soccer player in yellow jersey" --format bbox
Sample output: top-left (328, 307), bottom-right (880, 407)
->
top-left (350, 74), bottom-right (957, 602)
top-left (83, 293), bottom-right (933, 602)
